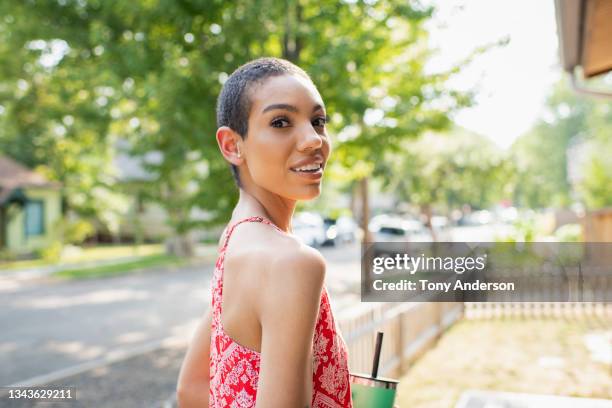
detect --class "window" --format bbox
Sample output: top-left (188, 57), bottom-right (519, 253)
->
top-left (24, 200), bottom-right (45, 237)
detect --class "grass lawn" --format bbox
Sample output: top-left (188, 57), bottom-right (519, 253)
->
top-left (1, 244), bottom-right (164, 271)
top-left (52, 253), bottom-right (186, 279)
top-left (395, 317), bottom-right (612, 408)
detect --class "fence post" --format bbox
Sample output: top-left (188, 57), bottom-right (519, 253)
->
top-left (396, 308), bottom-right (404, 375)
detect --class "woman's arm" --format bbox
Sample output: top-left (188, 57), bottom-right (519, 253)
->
top-left (255, 248), bottom-right (326, 408)
top-left (176, 306), bottom-right (213, 407)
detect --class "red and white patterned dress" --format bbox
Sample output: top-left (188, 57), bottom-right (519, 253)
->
top-left (209, 216), bottom-right (353, 407)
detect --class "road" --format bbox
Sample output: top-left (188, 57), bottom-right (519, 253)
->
top-left (0, 224), bottom-right (498, 406)
top-left (0, 242), bottom-right (363, 388)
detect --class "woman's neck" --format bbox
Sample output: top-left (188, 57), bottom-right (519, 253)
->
top-left (233, 188), bottom-right (295, 233)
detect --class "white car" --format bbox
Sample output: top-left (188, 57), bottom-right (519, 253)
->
top-left (323, 216), bottom-right (358, 245)
top-left (369, 214), bottom-right (433, 242)
top-left (292, 212), bottom-right (326, 247)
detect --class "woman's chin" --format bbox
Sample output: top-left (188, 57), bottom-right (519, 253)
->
top-left (290, 185), bottom-right (322, 201)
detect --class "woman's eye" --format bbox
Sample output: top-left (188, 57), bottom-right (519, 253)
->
top-left (271, 118), bottom-right (290, 128)
top-left (312, 117), bottom-right (327, 128)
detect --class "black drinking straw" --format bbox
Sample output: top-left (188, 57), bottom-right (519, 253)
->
top-left (371, 331), bottom-right (384, 378)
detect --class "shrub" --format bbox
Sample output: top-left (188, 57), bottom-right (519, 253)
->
top-left (554, 223), bottom-right (583, 242)
top-left (63, 219), bottom-right (95, 245)
top-left (0, 249), bottom-right (17, 262)
top-left (37, 241), bottom-right (63, 263)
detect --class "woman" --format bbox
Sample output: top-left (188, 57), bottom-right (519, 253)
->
top-left (177, 57), bottom-right (352, 407)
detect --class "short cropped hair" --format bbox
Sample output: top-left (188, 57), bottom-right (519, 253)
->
top-left (216, 57), bottom-right (313, 188)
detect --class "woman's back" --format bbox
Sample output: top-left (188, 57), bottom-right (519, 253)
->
top-left (209, 216), bottom-right (352, 407)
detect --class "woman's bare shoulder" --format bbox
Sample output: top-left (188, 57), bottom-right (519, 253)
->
top-left (258, 242), bottom-right (326, 327)
top-left (225, 221), bottom-right (324, 273)
top-left (225, 221), bottom-right (326, 313)
top-left (263, 242), bottom-right (326, 300)
top-left (225, 221), bottom-right (299, 253)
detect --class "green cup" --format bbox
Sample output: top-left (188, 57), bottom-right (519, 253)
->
top-left (350, 372), bottom-right (398, 408)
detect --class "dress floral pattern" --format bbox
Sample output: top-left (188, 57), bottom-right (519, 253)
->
top-left (209, 216), bottom-right (352, 407)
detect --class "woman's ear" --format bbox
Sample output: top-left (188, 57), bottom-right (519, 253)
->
top-left (216, 126), bottom-right (244, 166)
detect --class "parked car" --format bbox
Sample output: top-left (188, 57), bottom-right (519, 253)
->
top-left (322, 218), bottom-right (337, 246)
top-left (369, 214), bottom-right (433, 242)
top-left (404, 219), bottom-right (434, 242)
top-left (458, 210), bottom-right (494, 226)
top-left (292, 212), bottom-right (326, 247)
top-left (431, 215), bottom-right (449, 230)
top-left (322, 216), bottom-right (358, 246)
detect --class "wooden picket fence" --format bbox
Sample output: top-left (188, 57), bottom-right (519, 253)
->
top-left (583, 208), bottom-right (612, 242)
top-left (464, 302), bottom-right (612, 319)
top-left (335, 300), bottom-right (610, 379)
top-left (336, 302), bottom-right (463, 378)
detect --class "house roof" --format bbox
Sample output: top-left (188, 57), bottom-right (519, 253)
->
top-left (555, 0), bottom-right (612, 78)
top-left (0, 155), bottom-right (60, 205)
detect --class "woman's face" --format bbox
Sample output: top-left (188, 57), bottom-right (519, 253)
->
top-left (241, 74), bottom-right (331, 201)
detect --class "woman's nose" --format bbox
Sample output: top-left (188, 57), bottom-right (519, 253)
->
top-left (297, 126), bottom-right (324, 151)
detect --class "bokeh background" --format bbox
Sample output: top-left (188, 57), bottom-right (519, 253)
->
top-left (0, 0), bottom-right (610, 407)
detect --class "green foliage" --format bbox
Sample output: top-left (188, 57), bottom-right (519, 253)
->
top-left (383, 128), bottom-right (513, 213)
top-left (554, 223), bottom-right (582, 242)
top-left (511, 77), bottom-right (612, 210)
top-left (0, 248), bottom-right (18, 262)
top-left (61, 219), bottom-right (96, 245)
top-left (510, 219), bottom-right (537, 242)
top-left (36, 240), bottom-right (63, 263)
top-left (53, 253), bottom-right (184, 280)
top-left (0, 0), bottom-right (470, 240)
top-left (577, 138), bottom-right (612, 208)
top-left (494, 220), bottom-right (536, 243)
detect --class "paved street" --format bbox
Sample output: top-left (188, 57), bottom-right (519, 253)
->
top-left (0, 224), bottom-right (505, 389)
top-left (2, 344), bottom-right (186, 408)
top-left (0, 242), bottom-right (362, 389)
top-left (0, 225), bottom-right (499, 406)
top-left (0, 262), bottom-right (214, 387)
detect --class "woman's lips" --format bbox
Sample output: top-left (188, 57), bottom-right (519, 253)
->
top-left (289, 167), bottom-right (323, 180)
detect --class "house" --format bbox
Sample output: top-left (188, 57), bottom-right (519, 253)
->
top-left (555, 0), bottom-right (612, 94)
top-left (0, 155), bottom-right (62, 254)
top-left (556, 0), bottom-right (612, 241)
top-left (112, 140), bottom-right (174, 241)
top-left (112, 140), bottom-right (223, 243)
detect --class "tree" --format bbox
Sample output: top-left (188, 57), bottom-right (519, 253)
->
top-left (380, 128), bottom-right (512, 238)
top-left (1, 0), bottom-right (471, 253)
top-left (511, 77), bottom-right (612, 210)
top-left (576, 135), bottom-right (612, 209)
top-left (0, 8), bottom-right (126, 239)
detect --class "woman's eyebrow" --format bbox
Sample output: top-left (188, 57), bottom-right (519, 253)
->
top-left (312, 104), bottom-right (326, 114)
top-left (262, 103), bottom-right (326, 114)
top-left (262, 103), bottom-right (298, 113)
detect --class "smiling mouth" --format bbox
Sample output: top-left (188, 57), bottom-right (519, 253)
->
top-left (290, 163), bottom-right (323, 173)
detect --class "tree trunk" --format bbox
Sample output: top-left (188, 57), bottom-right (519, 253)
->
top-left (165, 233), bottom-right (194, 258)
top-left (360, 177), bottom-right (374, 297)
top-left (360, 176), bottom-right (371, 243)
top-left (282, 0), bottom-right (303, 62)
top-left (0, 206), bottom-right (6, 249)
top-left (421, 203), bottom-right (438, 242)
top-left (349, 180), bottom-right (358, 220)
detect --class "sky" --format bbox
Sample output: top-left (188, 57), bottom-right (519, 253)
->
top-left (424, 0), bottom-right (562, 149)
